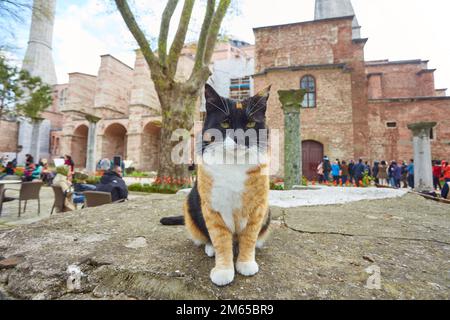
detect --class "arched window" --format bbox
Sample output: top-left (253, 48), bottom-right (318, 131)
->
top-left (300, 75), bottom-right (316, 108)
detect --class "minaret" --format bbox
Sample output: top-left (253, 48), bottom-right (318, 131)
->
top-left (315, 0), bottom-right (361, 39)
top-left (22, 0), bottom-right (57, 85)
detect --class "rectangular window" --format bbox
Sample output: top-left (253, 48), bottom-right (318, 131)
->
top-left (230, 77), bottom-right (251, 101)
top-left (386, 122), bottom-right (397, 128)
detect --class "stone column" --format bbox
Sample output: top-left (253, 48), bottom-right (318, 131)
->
top-left (407, 122), bottom-right (436, 193)
top-left (29, 118), bottom-right (43, 162)
top-left (278, 89), bottom-right (306, 190)
top-left (85, 115), bottom-right (101, 174)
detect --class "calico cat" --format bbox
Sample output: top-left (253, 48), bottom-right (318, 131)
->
top-left (161, 84), bottom-right (271, 286)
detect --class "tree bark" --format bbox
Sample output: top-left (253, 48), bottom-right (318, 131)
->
top-left (157, 87), bottom-right (198, 181)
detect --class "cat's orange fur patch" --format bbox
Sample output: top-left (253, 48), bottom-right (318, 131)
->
top-left (185, 164), bottom-right (270, 271)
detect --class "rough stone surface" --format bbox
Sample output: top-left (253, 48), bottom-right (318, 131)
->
top-left (0, 192), bottom-right (449, 300)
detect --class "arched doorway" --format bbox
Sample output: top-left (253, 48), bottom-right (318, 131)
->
top-left (102, 123), bottom-right (128, 160)
top-left (302, 140), bottom-right (324, 181)
top-left (71, 125), bottom-right (88, 168)
top-left (141, 122), bottom-right (161, 171)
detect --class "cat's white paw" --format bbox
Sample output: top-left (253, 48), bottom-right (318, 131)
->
top-left (205, 243), bottom-right (215, 257)
top-left (210, 267), bottom-right (234, 286)
top-left (235, 261), bottom-right (259, 276)
top-left (256, 239), bottom-right (266, 249)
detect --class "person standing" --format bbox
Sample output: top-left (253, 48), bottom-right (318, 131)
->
top-left (378, 161), bottom-right (388, 186)
top-left (331, 161), bottom-right (341, 184)
top-left (364, 161), bottom-right (372, 177)
top-left (401, 161), bottom-right (408, 188)
top-left (354, 159), bottom-right (365, 187)
top-left (443, 161), bottom-right (450, 183)
top-left (348, 160), bottom-right (355, 184)
top-left (341, 161), bottom-right (349, 185)
top-left (317, 161), bottom-right (324, 183)
top-left (372, 161), bottom-right (380, 185)
top-left (393, 162), bottom-right (402, 189)
top-left (432, 161), bottom-right (442, 191)
top-left (441, 161), bottom-right (450, 199)
top-left (407, 159), bottom-right (415, 189)
top-left (322, 156), bottom-right (331, 183)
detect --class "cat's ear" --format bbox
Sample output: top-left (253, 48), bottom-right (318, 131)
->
top-left (205, 84), bottom-right (225, 115)
top-left (254, 85), bottom-right (272, 100)
top-left (246, 85), bottom-right (271, 122)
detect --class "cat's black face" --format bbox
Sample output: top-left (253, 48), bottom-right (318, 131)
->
top-left (202, 84), bottom-right (270, 155)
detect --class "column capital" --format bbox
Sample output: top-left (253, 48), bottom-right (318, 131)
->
top-left (407, 122), bottom-right (437, 136)
top-left (85, 114), bottom-right (101, 123)
top-left (278, 89), bottom-right (306, 113)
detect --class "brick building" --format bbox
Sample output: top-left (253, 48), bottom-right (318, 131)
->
top-left (253, 0), bottom-right (450, 179)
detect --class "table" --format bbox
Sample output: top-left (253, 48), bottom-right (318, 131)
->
top-left (0, 180), bottom-right (22, 185)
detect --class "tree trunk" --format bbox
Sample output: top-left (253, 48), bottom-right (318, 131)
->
top-left (157, 89), bottom-right (197, 183)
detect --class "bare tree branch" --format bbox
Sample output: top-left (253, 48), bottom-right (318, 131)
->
top-left (192, 0), bottom-right (214, 73)
top-left (203, 0), bottom-right (231, 67)
top-left (167, 0), bottom-right (195, 77)
top-left (114, 0), bottom-right (164, 80)
top-left (187, 0), bottom-right (231, 92)
top-left (158, 0), bottom-right (179, 69)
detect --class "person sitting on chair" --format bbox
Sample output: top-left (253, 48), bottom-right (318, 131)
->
top-left (52, 166), bottom-right (76, 211)
top-left (96, 165), bottom-right (128, 202)
top-left (0, 162), bottom-right (15, 180)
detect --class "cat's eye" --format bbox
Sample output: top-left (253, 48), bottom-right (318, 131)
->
top-left (221, 121), bottom-right (230, 129)
top-left (246, 121), bottom-right (256, 128)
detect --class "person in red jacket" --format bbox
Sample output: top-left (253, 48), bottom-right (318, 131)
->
top-left (432, 161), bottom-right (442, 190)
top-left (443, 161), bottom-right (450, 183)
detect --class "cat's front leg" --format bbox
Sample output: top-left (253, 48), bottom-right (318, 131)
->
top-left (204, 208), bottom-right (235, 286)
top-left (235, 208), bottom-right (265, 277)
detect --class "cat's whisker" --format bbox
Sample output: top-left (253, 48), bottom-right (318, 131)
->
top-left (247, 93), bottom-right (268, 116)
top-left (248, 105), bottom-right (266, 117)
top-left (219, 95), bottom-right (230, 115)
top-left (208, 101), bottom-right (229, 116)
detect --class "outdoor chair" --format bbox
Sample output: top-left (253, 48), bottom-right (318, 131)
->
top-left (0, 184), bottom-right (14, 216)
top-left (83, 191), bottom-right (126, 208)
top-left (50, 185), bottom-right (70, 215)
top-left (3, 181), bottom-right (43, 217)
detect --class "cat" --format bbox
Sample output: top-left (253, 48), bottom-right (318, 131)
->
top-left (161, 84), bottom-right (271, 286)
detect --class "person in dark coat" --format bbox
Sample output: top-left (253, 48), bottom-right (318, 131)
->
top-left (348, 160), bottom-right (355, 184)
top-left (393, 162), bottom-right (402, 189)
top-left (364, 161), bottom-right (372, 177)
top-left (322, 156), bottom-right (331, 182)
top-left (96, 166), bottom-right (128, 202)
top-left (372, 161), bottom-right (380, 184)
top-left (353, 159), bottom-right (365, 187)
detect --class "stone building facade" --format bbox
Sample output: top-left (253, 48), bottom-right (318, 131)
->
top-left (253, 0), bottom-right (450, 179)
top-left (5, 0), bottom-right (448, 180)
top-left (50, 40), bottom-right (255, 172)
top-left (55, 52), bottom-right (194, 171)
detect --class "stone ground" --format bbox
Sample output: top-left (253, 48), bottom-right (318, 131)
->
top-left (0, 191), bottom-right (449, 300)
top-left (0, 187), bottom-right (148, 227)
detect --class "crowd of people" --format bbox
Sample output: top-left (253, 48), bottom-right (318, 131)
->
top-left (317, 156), bottom-right (450, 198)
top-left (0, 154), bottom-right (129, 212)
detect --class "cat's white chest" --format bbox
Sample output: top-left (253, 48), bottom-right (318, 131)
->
top-left (204, 164), bottom-right (251, 233)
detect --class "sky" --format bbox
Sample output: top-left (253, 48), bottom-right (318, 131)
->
top-left (6, 0), bottom-right (450, 90)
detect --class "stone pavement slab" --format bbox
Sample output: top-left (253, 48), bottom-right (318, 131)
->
top-left (0, 193), bottom-right (448, 300)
